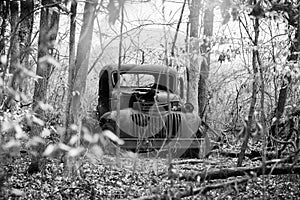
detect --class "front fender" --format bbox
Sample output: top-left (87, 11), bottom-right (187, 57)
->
top-left (180, 112), bottom-right (201, 138)
top-left (99, 109), bottom-right (133, 134)
top-left (100, 109), bottom-right (202, 139)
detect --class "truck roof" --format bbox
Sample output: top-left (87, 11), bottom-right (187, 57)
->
top-left (100, 64), bottom-right (178, 75)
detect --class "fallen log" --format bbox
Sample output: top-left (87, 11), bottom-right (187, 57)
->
top-left (179, 177), bottom-right (249, 198)
top-left (136, 163), bottom-right (300, 200)
top-left (216, 150), bottom-right (276, 160)
top-left (179, 164), bottom-right (300, 181)
top-left (134, 177), bottom-right (249, 200)
top-left (172, 159), bottom-right (218, 165)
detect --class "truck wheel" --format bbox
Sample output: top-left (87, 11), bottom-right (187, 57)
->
top-left (180, 131), bottom-right (212, 159)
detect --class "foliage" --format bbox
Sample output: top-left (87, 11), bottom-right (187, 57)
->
top-left (1, 0), bottom-right (300, 199)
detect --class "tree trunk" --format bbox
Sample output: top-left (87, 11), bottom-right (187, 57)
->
top-left (64, 0), bottom-right (97, 176)
top-left (179, 164), bottom-right (300, 181)
top-left (71, 0), bottom-right (97, 121)
top-left (28, 0), bottom-right (60, 174)
top-left (198, 4), bottom-right (214, 118)
top-left (237, 17), bottom-right (259, 167)
top-left (70, 0), bottom-right (97, 127)
top-left (0, 1), bottom-right (9, 57)
top-left (20, 0), bottom-right (34, 96)
top-left (9, 0), bottom-right (20, 84)
top-left (269, 3), bottom-right (300, 143)
top-left (188, 0), bottom-right (201, 115)
top-left (0, 1), bottom-right (9, 105)
top-left (33, 0), bottom-right (60, 109)
top-left (65, 0), bottom-right (77, 141)
top-left (170, 0), bottom-right (186, 61)
top-left (2, 1), bottom-right (20, 110)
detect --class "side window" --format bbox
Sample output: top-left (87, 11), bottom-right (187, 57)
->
top-left (112, 72), bottom-right (118, 87)
top-left (99, 71), bottom-right (109, 99)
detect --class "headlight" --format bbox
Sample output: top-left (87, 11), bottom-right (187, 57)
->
top-left (184, 102), bottom-right (194, 113)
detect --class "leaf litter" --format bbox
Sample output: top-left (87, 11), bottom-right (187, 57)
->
top-left (1, 151), bottom-right (300, 199)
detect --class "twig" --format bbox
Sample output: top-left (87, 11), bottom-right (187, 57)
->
top-left (87, 22), bottom-right (177, 75)
top-left (271, 135), bottom-right (296, 150)
top-left (170, 0), bottom-right (186, 58)
top-left (201, 121), bottom-right (222, 139)
top-left (172, 159), bottom-right (217, 165)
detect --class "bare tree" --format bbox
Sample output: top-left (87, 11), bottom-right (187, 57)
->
top-left (64, 0), bottom-right (98, 175)
top-left (237, 15), bottom-right (260, 167)
top-left (28, 0), bottom-right (60, 174)
top-left (187, 0), bottom-right (201, 115)
top-left (33, 0), bottom-right (60, 110)
top-left (8, 0), bottom-right (20, 87)
top-left (198, 1), bottom-right (215, 118)
top-left (65, 0), bottom-right (77, 139)
top-left (0, 1), bottom-right (9, 58)
top-left (269, 0), bottom-right (300, 144)
top-left (20, 0), bottom-right (34, 95)
top-left (2, 1), bottom-right (24, 110)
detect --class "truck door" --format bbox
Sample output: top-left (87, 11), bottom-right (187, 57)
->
top-left (98, 70), bottom-right (110, 117)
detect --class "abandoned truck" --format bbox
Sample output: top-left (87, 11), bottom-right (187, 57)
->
top-left (97, 64), bottom-right (211, 158)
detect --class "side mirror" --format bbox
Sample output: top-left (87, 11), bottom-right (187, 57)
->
top-left (112, 72), bottom-right (119, 87)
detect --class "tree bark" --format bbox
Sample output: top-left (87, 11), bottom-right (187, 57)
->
top-left (237, 16), bottom-right (259, 167)
top-left (0, 1), bottom-right (9, 106)
top-left (71, 0), bottom-right (97, 121)
top-left (69, 0), bottom-right (97, 130)
top-left (179, 164), bottom-right (300, 182)
top-left (198, 3), bottom-right (214, 118)
top-left (0, 1), bottom-right (9, 58)
top-left (20, 0), bottom-right (34, 95)
top-left (28, 0), bottom-right (60, 174)
top-left (188, 0), bottom-right (201, 115)
top-left (2, 1), bottom-right (20, 110)
top-left (64, 0), bottom-right (77, 142)
top-left (170, 0), bottom-right (186, 61)
top-left (64, 0), bottom-right (97, 176)
top-left (33, 0), bottom-right (60, 109)
top-left (269, 0), bottom-right (299, 143)
top-left (9, 0), bottom-right (20, 84)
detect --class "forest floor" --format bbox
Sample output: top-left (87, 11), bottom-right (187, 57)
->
top-left (1, 148), bottom-right (300, 200)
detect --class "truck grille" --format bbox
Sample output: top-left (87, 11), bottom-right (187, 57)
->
top-left (131, 113), bottom-right (182, 138)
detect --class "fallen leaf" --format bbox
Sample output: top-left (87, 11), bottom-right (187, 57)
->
top-left (102, 130), bottom-right (124, 145)
top-left (11, 188), bottom-right (24, 196)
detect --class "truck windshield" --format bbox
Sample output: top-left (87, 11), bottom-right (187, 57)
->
top-left (112, 71), bottom-right (176, 92)
top-left (119, 73), bottom-right (154, 87)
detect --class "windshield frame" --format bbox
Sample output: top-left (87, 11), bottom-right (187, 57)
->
top-left (112, 70), bottom-right (177, 92)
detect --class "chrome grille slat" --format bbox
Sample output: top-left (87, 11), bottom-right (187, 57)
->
top-left (131, 113), bottom-right (182, 138)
